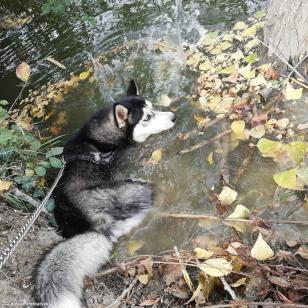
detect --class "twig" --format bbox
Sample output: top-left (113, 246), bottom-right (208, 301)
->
top-left (220, 277), bottom-right (237, 300)
top-left (106, 278), bottom-right (138, 308)
top-left (199, 303), bottom-right (308, 308)
top-left (178, 129), bottom-right (232, 155)
top-left (289, 77), bottom-right (308, 89)
top-left (256, 37), bottom-right (307, 82)
top-left (200, 113), bottom-right (230, 131)
top-left (287, 55), bottom-right (308, 81)
top-left (162, 212), bottom-right (308, 226)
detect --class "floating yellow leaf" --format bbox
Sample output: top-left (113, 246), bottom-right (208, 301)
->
top-left (138, 274), bottom-right (149, 285)
top-left (251, 233), bottom-right (274, 261)
top-left (157, 94), bottom-right (172, 107)
top-left (257, 138), bottom-right (282, 158)
top-left (230, 277), bottom-right (246, 287)
top-left (285, 82), bottom-right (303, 100)
top-left (284, 141), bottom-right (307, 164)
top-left (194, 248), bottom-right (214, 259)
top-left (16, 62), bottom-right (31, 82)
top-left (243, 25), bottom-right (257, 37)
top-left (239, 65), bottom-right (256, 79)
top-left (249, 124), bottom-right (265, 139)
top-left (198, 258), bottom-right (232, 277)
top-left (151, 149), bottom-right (162, 162)
top-left (273, 168), bottom-right (298, 190)
top-left (127, 240), bottom-right (144, 256)
top-left (224, 204), bottom-right (251, 233)
top-left (218, 186), bottom-right (237, 206)
top-left (0, 180), bottom-right (12, 192)
top-left (233, 21), bottom-right (248, 30)
top-left (231, 120), bottom-right (246, 140)
top-left (79, 70), bottom-right (90, 80)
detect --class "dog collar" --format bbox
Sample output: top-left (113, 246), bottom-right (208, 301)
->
top-left (64, 150), bottom-right (118, 165)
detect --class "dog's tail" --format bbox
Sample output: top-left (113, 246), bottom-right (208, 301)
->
top-left (34, 231), bottom-right (112, 308)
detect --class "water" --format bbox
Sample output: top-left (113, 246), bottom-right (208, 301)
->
top-left (2, 0), bottom-right (307, 259)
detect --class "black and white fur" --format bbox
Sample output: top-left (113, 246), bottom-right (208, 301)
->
top-left (33, 80), bottom-right (175, 308)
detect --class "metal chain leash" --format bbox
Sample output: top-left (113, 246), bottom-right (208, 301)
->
top-left (0, 162), bottom-right (65, 270)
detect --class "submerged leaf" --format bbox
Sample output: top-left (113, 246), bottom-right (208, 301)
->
top-left (127, 240), bottom-right (144, 256)
top-left (151, 148), bottom-right (162, 162)
top-left (157, 94), bottom-right (172, 107)
top-left (284, 141), bottom-right (307, 164)
top-left (257, 138), bottom-right (282, 158)
top-left (251, 233), bottom-right (274, 260)
top-left (249, 125), bottom-right (265, 139)
top-left (194, 248), bottom-right (214, 259)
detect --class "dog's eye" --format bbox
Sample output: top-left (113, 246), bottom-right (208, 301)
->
top-left (144, 114), bottom-right (152, 122)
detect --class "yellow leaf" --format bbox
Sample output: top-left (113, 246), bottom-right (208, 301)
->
top-left (186, 52), bottom-right (202, 66)
top-left (79, 70), bottom-right (90, 80)
top-left (243, 25), bottom-right (257, 37)
top-left (198, 258), bottom-right (232, 277)
top-left (231, 120), bottom-right (246, 140)
top-left (16, 62), bottom-right (31, 82)
top-left (244, 38), bottom-right (259, 52)
top-left (182, 268), bottom-right (193, 291)
top-left (127, 240), bottom-right (144, 256)
top-left (151, 149), bottom-right (162, 162)
top-left (207, 152), bottom-right (214, 165)
top-left (0, 180), bottom-right (12, 192)
top-left (284, 141), bottom-right (308, 164)
top-left (251, 233), bottom-right (274, 261)
top-left (249, 124), bottom-right (265, 139)
top-left (250, 75), bottom-right (267, 86)
top-left (285, 82), bottom-right (303, 100)
top-left (199, 59), bottom-right (212, 71)
top-left (194, 248), bottom-right (214, 259)
top-left (257, 138), bottom-right (282, 158)
top-left (230, 277), bottom-right (246, 288)
top-left (217, 41), bottom-right (232, 51)
top-left (157, 94), bottom-right (172, 107)
top-left (218, 186), bottom-right (237, 206)
top-left (239, 65), bottom-right (256, 79)
top-left (227, 204), bottom-right (251, 219)
top-left (219, 65), bottom-right (236, 75)
top-left (138, 274), bottom-right (149, 285)
top-left (233, 21), bottom-right (247, 30)
top-left (273, 168), bottom-right (298, 190)
top-left (194, 115), bottom-right (207, 123)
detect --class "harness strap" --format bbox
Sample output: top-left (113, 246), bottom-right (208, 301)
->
top-left (64, 151), bottom-right (118, 165)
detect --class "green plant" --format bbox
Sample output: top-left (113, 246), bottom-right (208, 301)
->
top-left (42, 0), bottom-right (73, 15)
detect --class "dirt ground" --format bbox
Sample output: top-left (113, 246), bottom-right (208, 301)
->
top-left (0, 203), bottom-right (191, 308)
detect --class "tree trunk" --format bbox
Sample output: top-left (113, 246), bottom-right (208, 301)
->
top-left (264, 0), bottom-right (308, 78)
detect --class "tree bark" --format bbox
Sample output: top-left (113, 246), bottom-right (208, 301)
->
top-left (264, 0), bottom-right (308, 78)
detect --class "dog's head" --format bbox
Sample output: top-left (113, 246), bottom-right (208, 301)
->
top-left (114, 80), bottom-right (176, 143)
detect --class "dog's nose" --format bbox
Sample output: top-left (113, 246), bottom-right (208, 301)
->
top-left (171, 114), bottom-right (176, 123)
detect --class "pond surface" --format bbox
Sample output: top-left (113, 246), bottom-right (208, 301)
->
top-left (1, 0), bottom-right (307, 259)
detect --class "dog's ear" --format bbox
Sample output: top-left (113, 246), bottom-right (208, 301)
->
top-left (126, 79), bottom-right (138, 96)
top-left (115, 104), bottom-right (128, 129)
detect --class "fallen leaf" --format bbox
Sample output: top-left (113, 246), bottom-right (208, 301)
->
top-left (284, 141), bottom-right (307, 164)
top-left (127, 240), bottom-right (144, 256)
top-left (245, 52), bottom-right (257, 64)
top-left (285, 82), bottom-right (303, 100)
top-left (219, 65), bottom-right (237, 75)
top-left (295, 246), bottom-right (308, 260)
top-left (273, 168), bottom-right (298, 190)
top-left (0, 180), bottom-right (12, 192)
top-left (194, 247), bottom-right (214, 259)
top-left (227, 204), bottom-right (251, 219)
top-left (79, 70), bottom-right (90, 80)
top-left (243, 25), bottom-right (257, 37)
top-left (251, 233), bottom-right (274, 260)
top-left (244, 38), bottom-right (259, 52)
top-left (233, 21), bottom-right (248, 30)
top-left (16, 62), bottom-right (31, 82)
top-left (231, 120), bottom-right (246, 139)
top-left (157, 94), bottom-right (172, 107)
top-left (45, 57), bottom-right (66, 69)
top-left (276, 118), bottom-right (289, 130)
top-left (198, 258), bottom-right (232, 277)
top-left (250, 75), bottom-right (267, 86)
top-left (230, 277), bottom-right (246, 287)
top-left (218, 186), bottom-right (237, 205)
top-left (199, 59), bottom-right (212, 71)
top-left (225, 242), bottom-right (244, 255)
top-left (239, 65), bottom-right (256, 79)
top-left (182, 268), bottom-right (193, 291)
top-left (140, 257), bottom-right (153, 279)
top-left (151, 148), bottom-right (162, 162)
top-left (249, 124), bottom-right (265, 139)
top-left (296, 167), bottom-right (308, 185)
top-left (254, 9), bottom-right (266, 19)
top-left (257, 138), bottom-right (282, 158)
top-left (138, 274), bottom-right (149, 285)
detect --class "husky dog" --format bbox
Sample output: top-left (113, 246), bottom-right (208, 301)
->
top-left (34, 80), bottom-right (175, 308)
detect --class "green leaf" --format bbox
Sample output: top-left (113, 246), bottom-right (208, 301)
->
top-left (49, 157), bottom-right (63, 168)
top-left (42, 2), bottom-right (51, 14)
top-left (45, 198), bottom-right (55, 212)
top-left (39, 160), bottom-right (51, 168)
top-left (35, 165), bottom-right (46, 177)
top-left (0, 106), bottom-right (7, 119)
top-left (273, 168), bottom-right (297, 190)
top-left (254, 9), bottom-right (266, 19)
top-left (245, 52), bottom-right (257, 64)
top-left (0, 128), bottom-right (14, 145)
top-left (52, 2), bottom-right (65, 15)
top-left (0, 100), bottom-right (9, 106)
top-left (46, 146), bottom-right (63, 158)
